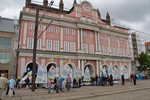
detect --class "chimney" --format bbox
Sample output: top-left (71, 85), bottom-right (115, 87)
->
top-left (59, 0), bottom-right (64, 10)
top-left (73, 0), bottom-right (77, 5)
top-left (106, 12), bottom-right (110, 25)
top-left (26, 0), bottom-right (31, 7)
top-left (43, 0), bottom-right (48, 7)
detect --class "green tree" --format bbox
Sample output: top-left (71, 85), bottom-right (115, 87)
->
top-left (137, 52), bottom-right (150, 73)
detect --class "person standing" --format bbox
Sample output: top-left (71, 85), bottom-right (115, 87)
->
top-left (78, 77), bottom-right (81, 88)
top-left (47, 78), bottom-right (52, 93)
top-left (121, 75), bottom-right (125, 85)
top-left (0, 74), bottom-right (8, 100)
top-left (133, 73), bottom-right (137, 85)
top-left (110, 74), bottom-right (113, 86)
top-left (8, 76), bottom-right (16, 97)
top-left (66, 74), bottom-right (71, 91)
top-left (25, 75), bottom-right (30, 89)
top-left (55, 76), bottom-right (60, 93)
top-left (16, 76), bottom-right (21, 89)
top-left (95, 74), bottom-right (98, 86)
top-left (130, 73), bottom-right (133, 83)
top-left (62, 79), bottom-right (66, 90)
top-left (59, 77), bottom-right (64, 92)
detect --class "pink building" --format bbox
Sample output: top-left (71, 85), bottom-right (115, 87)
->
top-left (18, 0), bottom-right (132, 79)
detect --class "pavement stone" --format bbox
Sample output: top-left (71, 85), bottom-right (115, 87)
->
top-left (1, 80), bottom-right (150, 100)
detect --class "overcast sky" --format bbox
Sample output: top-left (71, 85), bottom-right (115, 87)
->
top-left (0, 0), bottom-right (150, 41)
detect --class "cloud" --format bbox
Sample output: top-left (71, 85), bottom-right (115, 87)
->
top-left (0, 0), bottom-right (149, 41)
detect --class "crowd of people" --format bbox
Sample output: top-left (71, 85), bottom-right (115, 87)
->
top-left (90, 73), bottom-right (137, 87)
top-left (0, 72), bottom-right (138, 100)
top-left (47, 74), bottom-right (82, 94)
top-left (90, 74), bottom-right (114, 86)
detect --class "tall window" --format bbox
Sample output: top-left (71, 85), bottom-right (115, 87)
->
top-left (83, 31), bottom-right (87, 37)
top-left (47, 26), bottom-right (52, 32)
top-left (54, 40), bottom-right (59, 51)
top-left (89, 44), bottom-right (94, 54)
top-left (71, 29), bottom-right (75, 35)
top-left (30, 23), bottom-right (35, 30)
top-left (111, 48), bottom-right (113, 55)
top-left (46, 40), bottom-right (52, 50)
top-left (38, 24), bottom-right (42, 30)
top-left (83, 44), bottom-right (88, 53)
top-left (115, 48), bottom-right (118, 56)
top-left (64, 41), bottom-right (69, 52)
top-left (37, 39), bottom-right (41, 50)
top-left (0, 52), bottom-right (10, 64)
top-left (70, 42), bottom-right (75, 52)
top-left (0, 37), bottom-right (12, 50)
top-left (64, 28), bottom-right (69, 34)
top-left (89, 32), bottom-right (93, 38)
top-left (113, 48), bottom-right (116, 55)
top-left (120, 49), bottom-right (123, 56)
top-left (27, 38), bottom-right (33, 49)
top-left (54, 26), bottom-right (59, 33)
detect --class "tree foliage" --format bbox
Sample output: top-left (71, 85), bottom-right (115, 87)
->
top-left (137, 52), bottom-right (150, 72)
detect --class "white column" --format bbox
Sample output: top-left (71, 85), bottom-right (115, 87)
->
top-left (78, 59), bottom-right (81, 70)
top-left (96, 60), bottom-right (99, 76)
top-left (60, 27), bottom-right (63, 49)
top-left (108, 35), bottom-right (111, 54)
top-left (21, 57), bottom-right (25, 76)
top-left (95, 31), bottom-right (98, 51)
top-left (60, 59), bottom-right (64, 76)
top-left (98, 32), bottom-right (100, 51)
top-left (23, 22), bottom-right (27, 45)
top-left (42, 25), bottom-right (46, 50)
top-left (81, 29), bottom-right (83, 50)
top-left (110, 61), bottom-right (112, 75)
top-left (41, 58), bottom-right (45, 67)
top-left (126, 39), bottom-right (129, 56)
top-left (78, 28), bottom-right (80, 50)
top-left (118, 37), bottom-right (120, 55)
top-left (99, 60), bottom-right (102, 76)
top-left (81, 60), bottom-right (84, 76)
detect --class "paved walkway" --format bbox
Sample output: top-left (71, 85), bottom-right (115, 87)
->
top-left (1, 80), bottom-right (150, 100)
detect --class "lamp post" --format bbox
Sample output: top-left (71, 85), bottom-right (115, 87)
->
top-left (32, 6), bottom-right (39, 92)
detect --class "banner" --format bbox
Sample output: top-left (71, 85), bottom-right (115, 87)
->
top-left (108, 66), bottom-right (113, 75)
top-left (121, 66), bottom-right (128, 78)
top-left (61, 65), bottom-right (73, 79)
top-left (83, 67), bottom-right (91, 81)
top-left (48, 65), bottom-right (56, 79)
top-left (112, 67), bottom-right (120, 79)
top-left (74, 69), bottom-right (82, 78)
top-left (35, 65), bottom-right (47, 83)
top-left (19, 71), bottom-right (32, 83)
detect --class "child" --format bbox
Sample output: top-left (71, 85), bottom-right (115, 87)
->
top-left (48, 78), bottom-right (52, 93)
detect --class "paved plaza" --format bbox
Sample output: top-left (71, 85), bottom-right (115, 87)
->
top-left (1, 80), bottom-right (150, 100)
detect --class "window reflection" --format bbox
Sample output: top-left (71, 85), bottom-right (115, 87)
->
top-left (0, 52), bottom-right (10, 64)
top-left (0, 37), bottom-right (12, 50)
